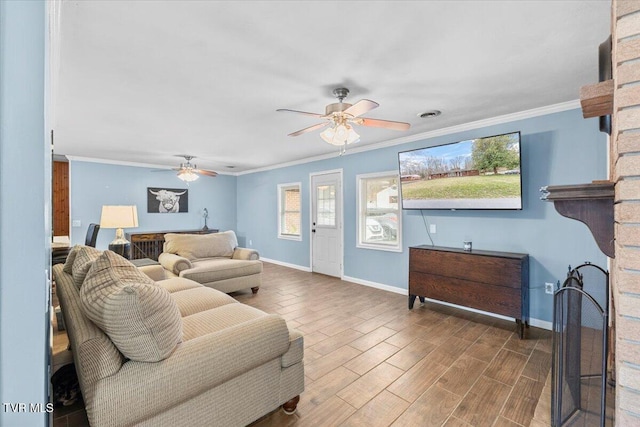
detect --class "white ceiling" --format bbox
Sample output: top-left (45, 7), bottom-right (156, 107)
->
top-left (53, 1), bottom-right (611, 174)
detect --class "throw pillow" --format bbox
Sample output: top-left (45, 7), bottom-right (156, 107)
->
top-left (62, 245), bottom-right (82, 274)
top-left (164, 230), bottom-right (238, 260)
top-left (80, 251), bottom-right (182, 362)
top-left (71, 246), bottom-right (102, 289)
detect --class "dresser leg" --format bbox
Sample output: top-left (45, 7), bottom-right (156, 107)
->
top-left (418, 296), bottom-right (425, 304)
top-left (516, 319), bottom-right (525, 339)
top-left (408, 295), bottom-right (417, 309)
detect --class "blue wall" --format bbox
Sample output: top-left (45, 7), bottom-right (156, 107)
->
top-left (69, 161), bottom-right (237, 249)
top-left (0, 1), bottom-right (49, 425)
top-left (236, 109), bottom-right (607, 323)
top-left (68, 108), bottom-right (608, 324)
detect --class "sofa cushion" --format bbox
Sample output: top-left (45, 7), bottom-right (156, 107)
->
top-left (170, 287), bottom-right (238, 317)
top-left (180, 259), bottom-right (262, 283)
top-left (80, 251), bottom-right (182, 362)
top-left (156, 277), bottom-right (203, 293)
top-left (181, 303), bottom-right (268, 341)
top-left (163, 230), bottom-right (238, 260)
top-left (71, 246), bottom-right (102, 289)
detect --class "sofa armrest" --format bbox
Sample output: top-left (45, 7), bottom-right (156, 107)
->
top-left (137, 264), bottom-right (166, 281)
top-left (232, 247), bottom-right (259, 260)
top-left (282, 328), bottom-right (304, 368)
top-left (91, 315), bottom-right (289, 426)
top-left (158, 252), bottom-right (193, 275)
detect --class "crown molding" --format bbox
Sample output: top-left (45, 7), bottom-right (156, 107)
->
top-left (237, 100), bottom-right (581, 176)
top-left (65, 100), bottom-right (580, 177)
top-left (65, 155), bottom-right (171, 170)
top-left (64, 156), bottom-right (236, 176)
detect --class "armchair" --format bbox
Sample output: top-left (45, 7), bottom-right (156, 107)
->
top-left (158, 230), bottom-right (262, 294)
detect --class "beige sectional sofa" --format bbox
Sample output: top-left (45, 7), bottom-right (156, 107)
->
top-left (159, 230), bottom-right (263, 294)
top-left (53, 245), bottom-right (303, 427)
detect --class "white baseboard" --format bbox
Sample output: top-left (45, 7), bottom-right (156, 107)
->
top-left (261, 257), bottom-right (312, 272)
top-left (417, 298), bottom-right (552, 331)
top-left (528, 318), bottom-right (552, 331)
top-left (266, 264), bottom-right (553, 331)
top-left (341, 276), bottom-right (552, 330)
top-left (341, 275), bottom-right (407, 295)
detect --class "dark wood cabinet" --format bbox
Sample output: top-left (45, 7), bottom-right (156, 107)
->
top-left (127, 229), bottom-right (217, 261)
top-left (409, 245), bottom-right (529, 338)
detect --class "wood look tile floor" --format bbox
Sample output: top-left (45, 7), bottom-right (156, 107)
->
top-left (53, 262), bottom-right (557, 427)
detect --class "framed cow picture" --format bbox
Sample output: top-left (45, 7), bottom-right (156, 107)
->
top-left (147, 187), bottom-right (189, 213)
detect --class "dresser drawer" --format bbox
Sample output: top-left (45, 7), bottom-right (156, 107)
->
top-left (409, 248), bottom-right (523, 289)
top-left (410, 271), bottom-right (521, 318)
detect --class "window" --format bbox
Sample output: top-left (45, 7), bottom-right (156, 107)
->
top-left (357, 172), bottom-right (402, 252)
top-left (315, 184), bottom-right (336, 227)
top-left (278, 182), bottom-right (302, 240)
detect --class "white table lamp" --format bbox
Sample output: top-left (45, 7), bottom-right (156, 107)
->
top-left (100, 205), bottom-right (138, 259)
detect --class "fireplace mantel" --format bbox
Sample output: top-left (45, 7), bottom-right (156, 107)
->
top-left (540, 181), bottom-right (615, 258)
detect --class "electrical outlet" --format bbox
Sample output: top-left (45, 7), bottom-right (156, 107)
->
top-left (249, 239), bottom-right (253, 246)
top-left (429, 224), bottom-right (436, 234)
top-left (545, 282), bottom-right (555, 294)
top-left (72, 220), bottom-right (81, 227)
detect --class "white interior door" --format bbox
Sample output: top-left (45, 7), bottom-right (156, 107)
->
top-left (311, 171), bottom-right (342, 277)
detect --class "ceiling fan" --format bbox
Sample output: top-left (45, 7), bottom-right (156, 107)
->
top-left (277, 87), bottom-right (410, 152)
top-left (172, 155), bottom-right (217, 182)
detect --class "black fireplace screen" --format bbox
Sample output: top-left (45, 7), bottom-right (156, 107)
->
top-left (552, 263), bottom-right (609, 427)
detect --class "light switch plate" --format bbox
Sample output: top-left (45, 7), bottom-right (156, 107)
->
top-left (429, 224), bottom-right (436, 233)
top-left (72, 220), bottom-right (81, 227)
top-left (545, 282), bottom-right (555, 294)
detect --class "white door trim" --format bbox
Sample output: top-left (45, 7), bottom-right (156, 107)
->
top-left (309, 168), bottom-right (343, 278)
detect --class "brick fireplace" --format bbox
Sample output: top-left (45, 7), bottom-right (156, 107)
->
top-left (611, 1), bottom-right (640, 423)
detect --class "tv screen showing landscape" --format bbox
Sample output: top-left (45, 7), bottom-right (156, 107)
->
top-left (398, 131), bottom-right (522, 210)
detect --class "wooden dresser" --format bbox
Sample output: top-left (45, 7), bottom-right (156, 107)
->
top-left (409, 245), bottom-right (529, 338)
top-left (127, 229), bottom-right (218, 261)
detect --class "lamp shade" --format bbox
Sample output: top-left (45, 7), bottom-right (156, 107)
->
top-left (100, 205), bottom-right (139, 229)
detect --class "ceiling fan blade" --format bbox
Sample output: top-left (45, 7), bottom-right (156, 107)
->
top-left (358, 117), bottom-right (411, 131)
top-left (195, 169), bottom-right (218, 177)
top-left (343, 99), bottom-right (379, 118)
top-left (277, 108), bottom-right (324, 118)
top-left (288, 122), bottom-right (329, 137)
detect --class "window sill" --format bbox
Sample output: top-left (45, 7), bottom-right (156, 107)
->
top-left (356, 242), bottom-right (402, 253)
top-left (278, 235), bottom-right (302, 242)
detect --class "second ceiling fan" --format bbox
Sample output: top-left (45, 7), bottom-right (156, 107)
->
top-left (277, 88), bottom-right (410, 151)
top-left (173, 155), bottom-right (217, 182)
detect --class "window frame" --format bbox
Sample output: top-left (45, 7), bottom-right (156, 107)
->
top-left (356, 171), bottom-right (403, 252)
top-left (277, 182), bottom-right (302, 241)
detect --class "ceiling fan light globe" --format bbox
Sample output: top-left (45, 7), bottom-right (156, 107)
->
top-left (335, 124), bottom-right (348, 140)
top-left (320, 123), bottom-right (360, 146)
top-left (320, 127), bottom-right (337, 145)
top-left (346, 127), bottom-right (360, 144)
top-left (177, 169), bottom-right (199, 182)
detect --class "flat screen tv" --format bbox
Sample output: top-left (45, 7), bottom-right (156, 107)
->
top-left (398, 131), bottom-right (522, 210)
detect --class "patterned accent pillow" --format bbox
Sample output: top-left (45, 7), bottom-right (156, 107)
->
top-left (71, 246), bottom-right (102, 289)
top-left (80, 251), bottom-right (182, 362)
top-left (62, 245), bottom-right (82, 274)
top-left (164, 230), bottom-right (238, 260)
